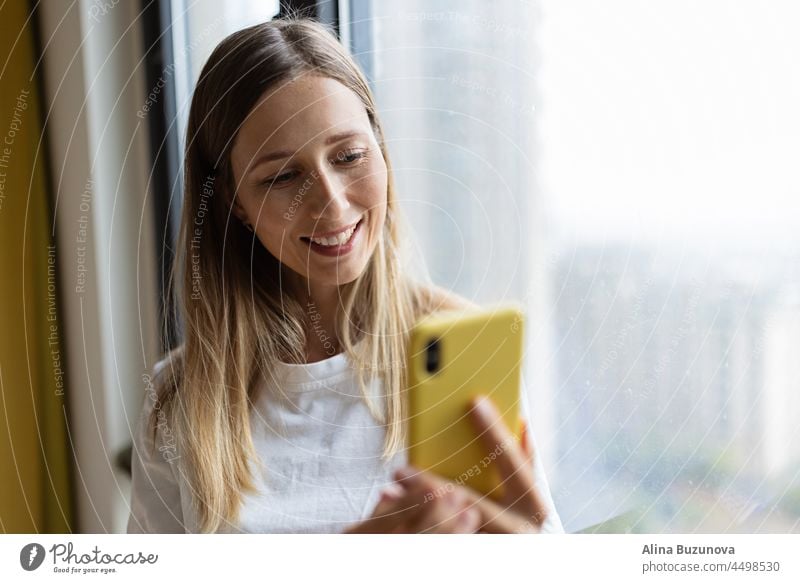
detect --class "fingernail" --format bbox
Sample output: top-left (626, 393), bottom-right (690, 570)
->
top-left (471, 395), bottom-right (495, 421)
top-left (385, 482), bottom-right (404, 495)
top-left (379, 483), bottom-right (403, 501)
top-left (393, 466), bottom-right (417, 483)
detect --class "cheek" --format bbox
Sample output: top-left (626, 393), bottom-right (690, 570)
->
top-left (246, 196), bottom-right (297, 256)
top-left (359, 177), bottom-right (388, 250)
top-left (359, 163), bottom-right (389, 214)
top-left (249, 194), bottom-right (295, 231)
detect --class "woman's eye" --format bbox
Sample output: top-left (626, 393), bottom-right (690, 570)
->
top-left (263, 172), bottom-right (296, 188)
top-left (333, 149), bottom-right (367, 165)
top-left (260, 150), bottom-right (367, 189)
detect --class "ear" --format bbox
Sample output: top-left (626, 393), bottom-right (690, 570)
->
top-left (230, 194), bottom-right (249, 224)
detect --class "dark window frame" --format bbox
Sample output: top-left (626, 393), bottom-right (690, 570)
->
top-left (279, 0), bottom-right (338, 34)
top-left (141, 0), bottom-right (183, 352)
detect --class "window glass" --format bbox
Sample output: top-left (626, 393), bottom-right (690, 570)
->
top-left (366, 0), bottom-right (800, 533)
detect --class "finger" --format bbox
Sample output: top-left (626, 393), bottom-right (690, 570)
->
top-left (470, 494), bottom-right (544, 534)
top-left (373, 490), bottom-right (401, 516)
top-left (378, 481), bottom-right (406, 504)
top-left (393, 465), bottom-right (424, 487)
top-left (390, 465), bottom-right (542, 534)
top-left (452, 506), bottom-right (482, 533)
top-left (513, 423), bottom-right (549, 517)
top-left (345, 492), bottom-right (423, 534)
top-left (392, 466), bottom-right (452, 510)
top-left (392, 467), bottom-right (481, 533)
top-left (387, 469), bottom-right (466, 533)
top-left (421, 500), bottom-right (481, 534)
top-left (402, 468), bottom-right (541, 535)
top-left (392, 465), bottom-right (467, 506)
top-left (437, 482), bottom-right (545, 534)
top-left (393, 465), bottom-right (449, 500)
top-left (519, 420), bottom-right (534, 466)
top-left (346, 503), bottom-right (418, 533)
top-left (467, 396), bottom-right (532, 488)
top-left (407, 484), bottom-right (481, 534)
top-left (466, 400), bottom-right (551, 521)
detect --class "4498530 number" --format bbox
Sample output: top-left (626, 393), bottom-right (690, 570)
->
top-left (730, 561), bottom-right (780, 572)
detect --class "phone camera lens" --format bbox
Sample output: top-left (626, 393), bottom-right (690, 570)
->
top-left (424, 338), bottom-right (440, 373)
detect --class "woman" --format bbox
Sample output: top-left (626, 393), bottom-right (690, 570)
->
top-left (127, 16), bottom-right (564, 534)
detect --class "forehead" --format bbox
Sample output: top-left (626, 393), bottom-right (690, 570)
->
top-left (233, 74), bottom-right (371, 160)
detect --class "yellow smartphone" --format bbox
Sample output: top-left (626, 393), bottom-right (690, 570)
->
top-left (406, 302), bottom-right (525, 500)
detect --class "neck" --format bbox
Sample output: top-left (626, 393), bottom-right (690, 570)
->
top-left (289, 274), bottom-right (343, 362)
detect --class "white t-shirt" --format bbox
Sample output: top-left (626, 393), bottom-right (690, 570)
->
top-left (127, 351), bottom-right (564, 534)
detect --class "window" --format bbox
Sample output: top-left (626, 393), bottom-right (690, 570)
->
top-left (167, 0), bottom-right (800, 533)
top-left (170, 0), bottom-right (281, 158)
top-left (363, 0), bottom-right (800, 533)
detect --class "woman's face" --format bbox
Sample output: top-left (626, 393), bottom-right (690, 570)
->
top-left (230, 73), bottom-right (388, 290)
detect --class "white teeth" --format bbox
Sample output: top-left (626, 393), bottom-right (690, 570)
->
top-left (310, 222), bottom-right (358, 246)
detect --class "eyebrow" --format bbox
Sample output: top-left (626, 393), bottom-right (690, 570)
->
top-left (248, 130), bottom-right (369, 174)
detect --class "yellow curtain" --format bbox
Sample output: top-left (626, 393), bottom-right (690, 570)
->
top-left (0, 0), bottom-right (73, 533)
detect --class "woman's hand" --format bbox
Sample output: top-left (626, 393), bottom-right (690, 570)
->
top-left (455, 395), bottom-right (550, 533)
top-left (344, 396), bottom-right (549, 534)
top-left (343, 469), bottom-right (482, 533)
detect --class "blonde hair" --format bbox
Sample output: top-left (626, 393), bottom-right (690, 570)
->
top-left (149, 16), bottom-right (439, 533)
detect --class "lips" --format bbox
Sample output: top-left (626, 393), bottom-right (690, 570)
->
top-left (300, 217), bottom-right (364, 257)
top-left (300, 217), bottom-right (363, 245)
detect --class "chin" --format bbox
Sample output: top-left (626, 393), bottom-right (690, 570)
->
top-left (313, 261), bottom-right (367, 286)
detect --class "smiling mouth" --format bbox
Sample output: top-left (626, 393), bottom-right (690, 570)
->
top-left (300, 217), bottom-right (364, 247)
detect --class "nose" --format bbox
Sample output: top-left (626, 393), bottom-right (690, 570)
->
top-left (307, 166), bottom-right (350, 221)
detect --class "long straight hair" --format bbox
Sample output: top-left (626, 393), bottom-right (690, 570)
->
top-left (149, 16), bottom-right (438, 533)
